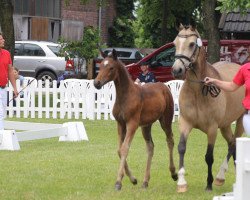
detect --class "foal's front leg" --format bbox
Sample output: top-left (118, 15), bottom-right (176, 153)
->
top-left (115, 121), bottom-right (138, 190)
top-left (116, 123), bottom-right (137, 187)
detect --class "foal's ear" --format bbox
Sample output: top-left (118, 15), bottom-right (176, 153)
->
top-left (112, 49), bottom-right (118, 60)
top-left (99, 48), bottom-right (107, 58)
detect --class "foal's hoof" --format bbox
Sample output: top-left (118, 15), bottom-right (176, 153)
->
top-left (177, 184), bottom-right (187, 193)
top-left (115, 182), bottom-right (122, 191)
top-left (142, 181), bottom-right (148, 189)
top-left (172, 173), bottom-right (178, 181)
top-left (131, 178), bottom-right (137, 185)
top-left (214, 178), bottom-right (225, 186)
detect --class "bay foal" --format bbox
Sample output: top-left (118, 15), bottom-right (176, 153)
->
top-left (94, 49), bottom-right (177, 190)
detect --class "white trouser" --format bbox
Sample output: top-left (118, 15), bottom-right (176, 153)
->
top-left (243, 110), bottom-right (250, 136)
top-left (0, 88), bottom-right (7, 130)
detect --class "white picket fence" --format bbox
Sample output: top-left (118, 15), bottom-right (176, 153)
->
top-left (7, 79), bottom-right (116, 120)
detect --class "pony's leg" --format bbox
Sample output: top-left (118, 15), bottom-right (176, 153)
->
top-left (159, 117), bottom-right (178, 181)
top-left (141, 125), bottom-right (154, 188)
top-left (205, 127), bottom-right (219, 191)
top-left (115, 121), bottom-right (138, 190)
top-left (215, 119), bottom-right (244, 186)
top-left (215, 126), bottom-right (234, 186)
top-left (176, 117), bottom-right (192, 193)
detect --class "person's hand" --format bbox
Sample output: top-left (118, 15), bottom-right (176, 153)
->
top-left (204, 77), bottom-right (216, 85)
top-left (13, 89), bottom-right (18, 98)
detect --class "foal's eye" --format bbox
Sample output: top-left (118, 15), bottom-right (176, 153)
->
top-left (189, 42), bottom-right (195, 48)
top-left (110, 67), bottom-right (114, 70)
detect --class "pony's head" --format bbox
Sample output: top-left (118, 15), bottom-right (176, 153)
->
top-left (172, 24), bottom-right (203, 79)
top-left (94, 49), bottom-right (119, 89)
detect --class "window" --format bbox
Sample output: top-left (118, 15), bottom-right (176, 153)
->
top-left (117, 51), bottom-right (132, 58)
top-left (155, 47), bottom-right (176, 67)
top-left (22, 44), bottom-right (45, 56)
top-left (14, 43), bottom-right (22, 55)
top-left (13, 0), bottom-right (60, 19)
top-left (135, 51), bottom-right (143, 60)
top-left (47, 45), bottom-right (61, 57)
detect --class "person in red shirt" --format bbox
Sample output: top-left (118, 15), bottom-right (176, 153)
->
top-left (0, 33), bottom-right (18, 130)
top-left (204, 62), bottom-right (250, 136)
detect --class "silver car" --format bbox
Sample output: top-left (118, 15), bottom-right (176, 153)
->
top-left (14, 41), bottom-right (86, 87)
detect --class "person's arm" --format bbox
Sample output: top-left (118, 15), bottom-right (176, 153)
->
top-left (135, 78), bottom-right (140, 83)
top-left (8, 65), bottom-right (18, 97)
top-left (204, 77), bottom-right (240, 92)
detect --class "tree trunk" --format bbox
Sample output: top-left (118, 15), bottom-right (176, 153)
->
top-left (202, 0), bottom-right (220, 64)
top-left (161, 0), bottom-right (169, 45)
top-left (87, 59), bottom-right (94, 80)
top-left (0, 0), bottom-right (15, 60)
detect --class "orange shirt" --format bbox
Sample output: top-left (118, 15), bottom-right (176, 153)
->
top-left (233, 62), bottom-right (250, 109)
top-left (0, 49), bottom-right (12, 86)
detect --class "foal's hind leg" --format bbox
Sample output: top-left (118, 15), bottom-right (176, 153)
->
top-left (159, 117), bottom-right (178, 181)
top-left (141, 125), bottom-right (154, 188)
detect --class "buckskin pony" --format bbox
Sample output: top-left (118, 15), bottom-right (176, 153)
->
top-left (94, 49), bottom-right (177, 190)
top-left (171, 24), bottom-right (245, 193)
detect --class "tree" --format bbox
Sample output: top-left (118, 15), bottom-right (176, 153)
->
top-left (134, 0), bottom-right (199, 48)
top-left (0, 0), bottom-right (15, 60)
top-left (108, 0), bottom-right (135, 47)
top-left (60, 26), bottom-right (104, 79)
top-left (216, 0), bottom-right (250, 13)
top-left (202, 0), bottom-right (220, 63)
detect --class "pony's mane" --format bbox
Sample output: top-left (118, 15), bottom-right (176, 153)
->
top-left (179, 24), bottom-right (201, 38)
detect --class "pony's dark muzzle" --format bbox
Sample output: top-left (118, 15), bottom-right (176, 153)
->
top-left (94, 80), bottom-right (102, 89)
top-left (172, 68), bottom-right (184, 79)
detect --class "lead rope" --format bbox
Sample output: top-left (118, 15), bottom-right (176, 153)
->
top-left (187, 69), bottom-right (221, 98)
top-left (202, 83), bottom-right (221, 97)
top-left (8, 78), bottom-right (37, 103)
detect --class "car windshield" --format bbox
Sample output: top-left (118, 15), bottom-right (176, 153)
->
top-left (47, 45), bottom-right (61, 57)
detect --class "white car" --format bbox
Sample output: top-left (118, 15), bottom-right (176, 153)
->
top-left (14, 41), bottom-right (86, 87)
top-left (94, 47), bottom-right (144, 77)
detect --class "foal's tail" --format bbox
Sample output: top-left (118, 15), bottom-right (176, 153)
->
top-left (164, 87), bottom-right (175, 127)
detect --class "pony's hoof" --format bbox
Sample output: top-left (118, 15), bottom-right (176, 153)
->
top-left (172, 173), bottom-right (178, 181)
top-left (142, 181), bottom-right (148, 189)
top-left (131, 178), bottom-right (137, 185)
top-left (214, 178), bottom-right (225, 186)
top-left (115, 182), bottom-right (122, 191)
top-left (177, 184), bottom-right (187, 193)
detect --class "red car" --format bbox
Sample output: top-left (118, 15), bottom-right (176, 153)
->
top-left (126, 40), bottom-right (250, 82)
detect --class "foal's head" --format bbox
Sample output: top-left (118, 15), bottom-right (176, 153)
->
top-left (94, 49), bottom-right (120, 89)
top-left (172, 24), bottom-right (203, 79)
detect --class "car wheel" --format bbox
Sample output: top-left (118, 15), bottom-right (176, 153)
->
top-left (37, 71), bottom-right (56, 87)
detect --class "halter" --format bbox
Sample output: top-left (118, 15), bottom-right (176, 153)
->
top-left (174, 33), bottom-right (221, 98)
top-left (174, 33), bottom-right (201, 70)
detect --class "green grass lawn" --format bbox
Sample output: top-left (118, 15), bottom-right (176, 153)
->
top-left (0, 118), bottom-right (236, 200)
